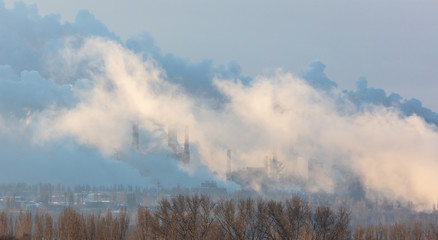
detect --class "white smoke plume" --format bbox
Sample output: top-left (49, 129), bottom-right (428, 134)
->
top-left (25, 37), bottom-right (437, 207)
top-left (1, 1), bottom-right (438, 208)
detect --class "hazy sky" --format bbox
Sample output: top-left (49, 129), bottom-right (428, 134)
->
top-left (4, 0), bottom-right (438, 111)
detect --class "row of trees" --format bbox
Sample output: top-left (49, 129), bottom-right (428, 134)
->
top-left (136, 195), bottom-right (350, 240)
top-left (0, 208), bottom-right (129, 240)
top-left (1, 195), bottom-right (438, 239)
top-left (352, 222), bottom-right (438, 240)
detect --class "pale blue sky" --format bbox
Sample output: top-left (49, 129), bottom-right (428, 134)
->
top-left (4, 0), bottom-right (438, 111)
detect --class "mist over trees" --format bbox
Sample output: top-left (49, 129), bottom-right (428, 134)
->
top-left (0, 183), bottom-right (436, 239)
top-left (2, 194), bottom-right (438, 240)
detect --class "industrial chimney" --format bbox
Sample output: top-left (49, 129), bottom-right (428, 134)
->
top-left (226, 149), bottom-right (232, 181)
top-left (183, 126), bottom-right (190, 163)
top-left (132, 123), bottom-right (139, 150)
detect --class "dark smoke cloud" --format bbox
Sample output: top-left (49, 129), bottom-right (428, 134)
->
top-left (300, 61), bottom-right (337, 91)
top-left (344, 77), bottom-right (438, 127)
top-left (126, 32), bottom-right (250, 103)
top-left (0, 1), bottom-right (118, 75)
top-left (0, 67), bottom-right (73, 118)
top-left (300, 61), bottom-right (438, 128)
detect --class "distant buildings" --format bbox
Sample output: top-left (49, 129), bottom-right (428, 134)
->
top-left (191, 181), bottom-right (227, 201)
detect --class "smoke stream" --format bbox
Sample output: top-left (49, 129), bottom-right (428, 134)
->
top-left (1, 2), bottom-right (438, 208)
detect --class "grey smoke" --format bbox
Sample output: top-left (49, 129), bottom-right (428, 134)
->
top-left (300, 61), bottom-right (337, 91)
top-left (126, 32), bottom-right (250, 104)
top-left (344, 77), bottom-right (438, 127)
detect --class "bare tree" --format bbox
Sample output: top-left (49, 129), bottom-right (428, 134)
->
top-left (312, 206), bottom-right (335, 240)
top-left (285, 197), bottom-right (312, 240)
top-left (57, 207), bottom-right (87, 240)
top-left (0, 211), bottom-right (13, 237)
top-left (33, 214), bottom-right (44, 240)
top-left (390, 222), bottom-right (407, 240)
top-left (236, 198), bottom-right (258, 240)
top-left (332, 206), bottom-right (351, 240)
top-left (0, 211), bottom-right (14, 240)
top-left (267, 200), bottom-right (289, 239)
top-left (155, 197), bottom-right (177, 239)
top-left (118, 208), bottom-right (130, 240)
top-left (14, 211), bottom-right (32, 240)
top-left (198, 195), bottom-right (216, 239)
top-left (215, 199), bottom-right (239, 240)
top-left (136, 207), bottom-right (156, 240)
top-left (44, 213), bottom-right (53, 240)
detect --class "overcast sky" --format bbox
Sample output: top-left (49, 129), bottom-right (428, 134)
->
top-left (3, 0), bottom-right (438, 111)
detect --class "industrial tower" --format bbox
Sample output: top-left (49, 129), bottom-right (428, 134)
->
top-left (167, 126), bottom-right (190, 164)
top-left (226, 149), bottom-right (232, 181)
top-left (132, 123), bottom-right (139, 150)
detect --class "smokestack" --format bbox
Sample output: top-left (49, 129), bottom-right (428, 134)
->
top-left (184, 126), bottom-right (189, 152)
top-left (226, 149), bottom-right (231, 181)
top-left (183, 126), bottom-right (190, 163)
top-left (270, 150), bottom-right (284, 177)
top-left (132, 123), bottom-right (139, 150)
top-left (167, 127), bottom-right (172, 147)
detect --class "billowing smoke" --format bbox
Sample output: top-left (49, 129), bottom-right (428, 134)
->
top-left (1, 2), bottom-right (438, 208)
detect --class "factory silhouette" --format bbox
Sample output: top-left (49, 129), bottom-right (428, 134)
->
top-left (131, 123), bottom-right (290, 189)
top-left (131, 123), bottom-right (190, 164)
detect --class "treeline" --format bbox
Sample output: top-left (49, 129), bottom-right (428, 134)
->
top-left (1, 195), bottom-right (438, 240)
top-left (136, 195), bottom-right (350, 240)
top-left (0, 207), bottom-right (129, 240)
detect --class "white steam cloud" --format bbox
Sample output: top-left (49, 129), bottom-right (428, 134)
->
top-left (1, 2), bottom-right (438, 208)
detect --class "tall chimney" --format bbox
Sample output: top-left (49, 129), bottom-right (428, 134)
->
top-left (132, 123), bottom-right (139, 150)
top-left (226, 149), bottom-right (231, 181)
top-left (184, 126), bottom-right (189, 152)
top-left (183, 126), bottom-right (190, 163)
